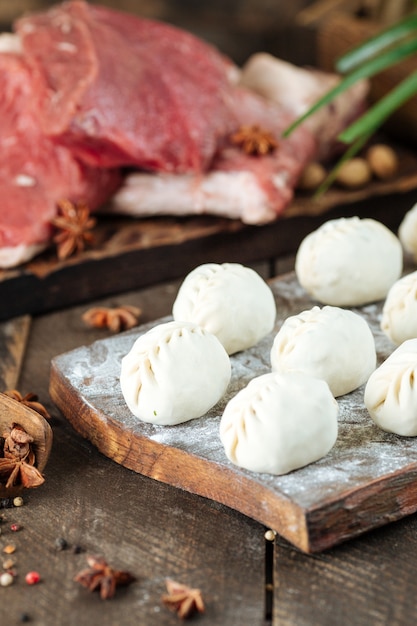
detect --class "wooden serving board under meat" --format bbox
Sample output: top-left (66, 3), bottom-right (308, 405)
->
top-left (49, 271), bottom-right (417, 554)
top-left (1, 141), bottom-right (417, 323)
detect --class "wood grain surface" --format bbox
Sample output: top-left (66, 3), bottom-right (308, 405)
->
top-left (0, 280), bottom-right (268, 626)
top-left (3, 271), bottom-right (417, 625)
top-left (49, 271), bottom-right (417, 553)
top-left (0, 315), bottom-right (31, 390)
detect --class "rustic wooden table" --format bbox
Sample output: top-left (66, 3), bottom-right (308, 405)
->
top-left (2, 1), bottom-right (417, 621)
top-left (1, 256), bottom-right (417, 626)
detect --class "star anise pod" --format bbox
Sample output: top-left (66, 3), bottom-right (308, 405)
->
top-left (0, 458), bottom-right (45, 489)
top-left (231, 124), bottom-right (279, 156)
top-left (4, 390), bottom-right (51, 420)
top-left (82, 305), bottom-right (142, 332)
top-left (74, 555), bottom-right (135, 600)
top-left (0, 424), bottom-right (45, 489)
top-left (51, 199), bottom-right (96, 260)
top-left (162, 579), bottom-right (205, 619)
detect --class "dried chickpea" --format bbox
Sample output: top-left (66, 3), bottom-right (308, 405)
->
top-left (366, 144), bottom-right (398, 180)
top-left (297, 161), bottom-right (327, 191)
top-left (335, 157), bottom-right (372, 188)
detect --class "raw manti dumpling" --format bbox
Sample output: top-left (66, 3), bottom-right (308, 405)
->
top-left (219, 371), bottom-right (338, 475)
top-left (381, 270), bottom-right (417, 345)
top-left (120, 321), bottom-right (231, 425)
top-left (364, 338), bottom-right (417, 436)
top-left (270, 305), bottom-right (376, 397)
top-left (172, 262), bottom-right (276, 354)
top-left (295, 216), bottom-right (403, 306)
top-left (398, 202), bottom-right (417, 262)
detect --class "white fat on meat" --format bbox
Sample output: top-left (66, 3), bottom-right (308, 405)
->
top-left (240, 53), bottom-right (330, 117)
top-left (0, 33), bottom-right (22, 53)
top-left (0, 243), bottom-right (46, 269)
top-left (108, 170), bottom-right (276, 225)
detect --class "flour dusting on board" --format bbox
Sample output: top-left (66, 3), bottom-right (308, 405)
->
top-left (51, 271), bottom-right (417, 516)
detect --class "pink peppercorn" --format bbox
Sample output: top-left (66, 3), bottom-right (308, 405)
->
top-left (25, 571), bottom-right (41, 585)
top-left (10, 523), bottom-right (21, 532)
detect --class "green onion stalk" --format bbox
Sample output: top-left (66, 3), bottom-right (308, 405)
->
top-left (284, 4), bottom-right (417, 195)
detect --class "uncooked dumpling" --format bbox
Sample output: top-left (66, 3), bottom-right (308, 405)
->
top-left (219, 371), bottom-right (338, 475)
top-left (398, 202), bottom-right (417, 262)
top-left (381, 270), bottom-right (417, 345)
top-left (172, 263), bottom-right (276, 354)
top-left (295, 216), bottom-right (403, 306)
top-left (364, 338), bottom-right (417, 436)
top-left (120, 321), bottom-right (231, 425)
top-left (270, 305), bottom-right (376, 397)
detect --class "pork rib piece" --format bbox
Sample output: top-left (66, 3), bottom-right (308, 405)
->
top-left (0, 39), bottom-right (121, 268)
top-left (107, 88), bottom-right (318, 225)
top-left (239, 52), bottom-right (369, 161)
top-left (15, 0), bottom-right (237, 173)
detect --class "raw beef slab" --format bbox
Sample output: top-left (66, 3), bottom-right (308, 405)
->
top-left (1, 0), bottom-right (239, 268)
top-left (15, 0), bottom-right (237, 173)
top-left (108, 55), bottom-right (369, 224)
top-left (0, 42), bottom-right (121, 268)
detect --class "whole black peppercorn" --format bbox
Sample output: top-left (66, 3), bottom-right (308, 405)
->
top-left (55, 537), bottom-right (68, 551)
top-left (73, 544), bottom-right (84, 554)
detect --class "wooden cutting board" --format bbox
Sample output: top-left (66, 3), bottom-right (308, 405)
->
top-left (49, 271), bottom-right (417, 554)
top-left (2, 140), bottom-right (417, 322)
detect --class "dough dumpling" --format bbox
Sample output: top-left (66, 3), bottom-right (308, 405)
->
top-left (381, 270), bottom-right (417, 345)
top-left (364, 339), bottom-right (417, 436)
top-left (398, 202), bottom-right (417, 262)
top-left (270, 305), bottom-right (376, 397)
top-left (219, 371), bottom-right (338, 475)
top-left (120, 321), bottom-right (231, 425)
top-left (172, 263), bottom-right (276, 355)
top-left (295, 216), bottom-right (403, 306)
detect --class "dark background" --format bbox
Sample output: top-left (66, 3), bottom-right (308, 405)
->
top-left (0, 0), bottom-right (318, 66)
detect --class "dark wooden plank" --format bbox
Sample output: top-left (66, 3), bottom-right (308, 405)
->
top-left (1, 160), bottom-right (417, 322)
top-left (0, 315), bottom-right (31, 390)
top-left (0, 283), bottom-right (267, 626)
top-left (49, 270), bottom-right (417, 554)
top-left (272, 516), bottom-right (417, 626)
top-left (0, 444), bottom-right (267, 625)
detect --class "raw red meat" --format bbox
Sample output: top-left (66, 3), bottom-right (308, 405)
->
top-left (107, 88), bottom-right (318, 224)
top-left (0, 2), bottom-right (369, 268)
top-left (15, 0), bottom-right (237, 173)
top-left (107, 53), bottom-right (370, 224)
top-left (0, 44), bottom-right (121, 268)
